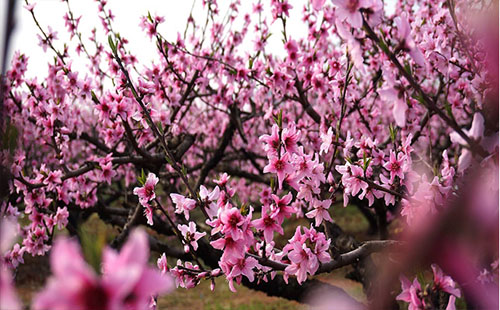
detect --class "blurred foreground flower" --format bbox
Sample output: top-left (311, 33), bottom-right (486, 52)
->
top-left (33, 229), bottom-right (173, 310)
top-left (0, 220), bottom-right (21, 310)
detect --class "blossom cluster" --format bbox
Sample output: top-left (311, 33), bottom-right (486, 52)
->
top-left (0, 0), bottom-right (498, 308)
top-left (397, 264), bottom-right (461, 310)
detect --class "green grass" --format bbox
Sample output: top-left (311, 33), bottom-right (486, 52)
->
top-left (158, 277), bottom-right (303, 310)
top-left (333, 203), bottom-right (370, 238)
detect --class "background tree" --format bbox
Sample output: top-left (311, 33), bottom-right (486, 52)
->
top-left (0, 0), bottom-right (498, 309)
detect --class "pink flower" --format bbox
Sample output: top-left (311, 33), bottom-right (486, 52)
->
top-left (338, 164), bottom-right (368, 206)
top-left (177, 222), bottom-right (206, 252)
top-left (270, 193), bottom-right (295, 223)
top-left (286, 242), bottom-right (319, 283)
top-left (282, 226), bottom-right (331, 284)
top-left (284, 261), bottom-right (309, 284)
top-left (446, 296), bottom-right (457, 310)
top-left (378, 174), bottom-right (396, 206)
top-left (259, 124), bottom-right (280, 156)
top-left (320, 127), bottom-right (334, 155)
top-left (297, 179), bottom-right (321, 202)
top-left (394, 14), bottom-right (425, 67)
top-left (200, 185), bottom-right (220, 219)
top-left (133, 173), bottom-right (159, 205)
top-left (33, 229), bottom-right (173, 310)
top-left (450, 113), bottom-right (485, 173)
top-left (102, 229), bottom-right (174, 309)
top-left (393, 99), bottom-right (408, 128)
top-left (32, 237), bottom-right (104, 310)
top-left (401, 134), bottom-right (414, 156)
top-left (342, 131), bottom-right (355, 157)
top-left (263, 153), bottom-right (294, 189)
top-left (43, 170), bottom-right (62, 191)
top-left (54, 207), bottom-right (69, 230)
top-left (227, 256), bottom-right (259, 291)
top-left (143, 202), bottom-right (154, 225)
top-left (169, 261), bottom-right (201, 289)
top-left (99, 162), bottom-right (116, 185)
top-left (157, 253), bottom-right (169, 275)
top-left (6, 243), bottom-right (25, 269)
top-left (24, 3), bottom-right (36, 12)
top-left (271, 0), bottom-right (293, 19)
top-left (306, 199), bottom-right (333, 226)
top-left (379, 84), bottom-right (408, 127)
top-left (281, 124), bottom-right (300, 154)
top-left (200, 185), bottom-right (220, 201)
top-left (252, 210), bottom-right (284, 243)
top-left (311, 0), bottom-right (326, 11)
top-left (170, 193), bottom-right (197, 220)
top-left (396, 275), bottom-right (423, 310)
top-left (364, 0), bottom-right (383, 26)
top-left (210, 235), bottom-right (245, 261)
top-left (383, 151), bottom-right (406, 182)
top-left (214, 173), bottom-right (230, 187)
top-left (23, 226), bottom-right (50, 256)
top-left (220, 207), bottom-right (245, 241)
top-left (332, 0), bottom-right (371, 28)
top-left (358, 186), bottom-right (381, 206)
top-left (284, 39), bottom-right (299, 63)
top-left (431, 264), bottom-right (461, 298)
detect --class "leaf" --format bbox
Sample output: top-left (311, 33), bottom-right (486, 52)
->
top-left (270, 177), bottom-right (275, 192)
top-left (404, 61), bottom-right (412, 76)
top-left (108, 35), bottom-right (116, 54)
top-left (138, 168), bottom-right (146, 185)
top-left (377, 32), bottom-right (391, 54)
top-left (90, 90), bottom-right (100, 104)
top-left (165, 155), bottom-right (174, 167)
top-left (240, 203), bottom-right (249, 216)
top-left (389, 123), bottom-right (397, 142)
top-left (364, 158), bottom-right (372, 171)
top-left (443, 100), bottom-right (454, 120)
top-left (157, 122), bottom-right (164, 135)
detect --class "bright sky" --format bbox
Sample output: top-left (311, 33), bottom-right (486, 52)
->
top-left (2, 0), bottom-right (396, 78)
top-left (3, 0), bottom-right (311, 78)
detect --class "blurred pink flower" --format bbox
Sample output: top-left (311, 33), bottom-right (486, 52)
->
top-left (0, 220), bottom-right (21, 310)
top-left (332, 0), bottom-right (371, 28)
top-left (395, 14), bottom-right (425, 66)
top-left (311, 0), bottom-right (326, 11)
top-left (33, 229), bottom-right (173, 310)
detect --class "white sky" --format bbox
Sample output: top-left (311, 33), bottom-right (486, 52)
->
top-left (2, 0), bottom-right (311, 78)
top-left (1, 0), bottom-right (396, 78)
